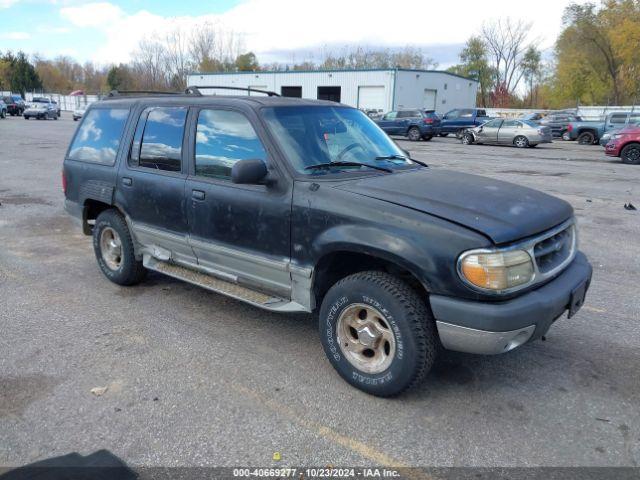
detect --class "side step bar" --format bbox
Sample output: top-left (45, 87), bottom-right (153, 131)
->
top-left (143, 255), bottom-right (307, 313)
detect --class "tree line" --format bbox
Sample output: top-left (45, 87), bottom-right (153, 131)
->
top-left (2, 1), bottom-right (638, 110)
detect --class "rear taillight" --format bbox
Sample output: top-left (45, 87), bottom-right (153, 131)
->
top-left (62, 170), bottom-right (67, 194)
top-left (424, 118), bottom-right (434, 124)
top-left (567, 124), bottom-right (573, 132)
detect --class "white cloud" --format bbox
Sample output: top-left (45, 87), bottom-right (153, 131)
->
top-left (60, 2), bottom-right (124, 28)
top-left (0, 0), bottom-right (20, 8)
top-left (59, 0), bottom-right (590, 65)
top-left (1, 31), bottom-right (30, 40)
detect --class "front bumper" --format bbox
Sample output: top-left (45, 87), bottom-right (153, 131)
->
top-left (430, 252), bottom-right (592, 355)
top-left (605, 141), bottom-right (621, 156)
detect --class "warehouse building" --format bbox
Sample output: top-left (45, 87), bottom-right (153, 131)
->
top-left (187, 68), bottom-right (479, 114)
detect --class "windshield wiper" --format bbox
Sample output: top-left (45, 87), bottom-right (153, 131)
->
top-left (304, 161), bottom-right (392, 173)
top-left (375, 154), bottom-right (428, 168)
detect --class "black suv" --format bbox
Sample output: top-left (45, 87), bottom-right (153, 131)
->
top-left (63, 89), bottom-right (592, 397)
top-left (2, 95), bottom-right (26, 116)
top-left (539, 113), bottom-right (583, 140)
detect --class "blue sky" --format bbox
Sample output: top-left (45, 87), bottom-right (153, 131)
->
top-left (1, 0), bottom-right (585, 67)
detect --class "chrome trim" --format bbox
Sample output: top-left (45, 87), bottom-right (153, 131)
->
top-left (436, 321), bottom-right (536, 355)
top-left (457, 218), bottom-right (577, 295)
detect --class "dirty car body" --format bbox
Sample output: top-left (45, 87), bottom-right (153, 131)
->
top-left (464, 118), bottom-right (552, 147)
top-left (63, 92), bottom-right (592, 396)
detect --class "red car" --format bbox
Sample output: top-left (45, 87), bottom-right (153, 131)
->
top-left (605, 126), bottom-right (640, 164)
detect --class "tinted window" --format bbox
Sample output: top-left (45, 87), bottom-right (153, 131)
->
top-left (476, 109), bottom-right (487, 117)
top-left (610, 114), bottom-right (627, 124)
top-left (459, 109), bottom-right (474, 117)
top-left (195, 109), bottom-right (266, 180)
top-left (502, 120), bottom-right (520, 127)
top-left (629, 113), bottom-right (640, 123)
top-left (68, 108), bottom-right (129, 165)
top-left (397, 110), bottom-right (421, 118)
top-left (383, 111), bottom-right (397, 120)
top-left (445, 110), bottom-right (459, 119)
top-left (138, 107), bottom-right (186, 172)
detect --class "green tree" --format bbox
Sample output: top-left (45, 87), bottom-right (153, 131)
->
top-left (3, 51), bottom-right (41, 96)
top-left (107, 64), bottom-right (135, 91)
top-left (235, 52), bottom-right (258, 71)
top-left (448, 36), bottom-right (494, 107)
top-left (521, 46), bottom-right (542, 107)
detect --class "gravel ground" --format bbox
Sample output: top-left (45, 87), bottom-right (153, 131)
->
top-left (0, 114), bottom-right (638, 471)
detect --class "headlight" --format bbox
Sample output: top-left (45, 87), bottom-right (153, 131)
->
top-left (458, 249), bottom-right (534, 292)
top-left (612, 134), bottom-right (623, 139)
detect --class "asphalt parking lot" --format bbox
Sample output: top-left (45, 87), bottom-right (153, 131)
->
top-left (1, 114), bottom-right (639, 470)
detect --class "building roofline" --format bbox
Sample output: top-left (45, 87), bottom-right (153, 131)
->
top-left (188, 67), bottom-right (479, 83)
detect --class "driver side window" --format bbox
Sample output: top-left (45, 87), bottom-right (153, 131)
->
top-left (384, 111), bottom-right (397, 120)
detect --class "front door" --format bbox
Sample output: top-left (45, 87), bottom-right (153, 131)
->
top-left (476, 118), bottom-right (503, 143)
top-left (185, 107), bottom-right (292, 297)
top-left (377, 111), bottom-right (399, 134)
top-left (116, 106), bottom-right (194, 264)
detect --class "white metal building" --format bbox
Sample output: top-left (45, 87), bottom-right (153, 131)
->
top-left (187, 68), bottom-right (479, 114)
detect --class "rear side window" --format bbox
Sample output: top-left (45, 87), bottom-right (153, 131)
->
top-left (476, 109), bottom-right (487, 117)
top-left (135, 107), bottom-right (187, 172)
top-left (610, 114), bottom-right (627, 124)
top-left (194, 109), bottom-right (266, 180)
top-left (68, 108), bottom-right (129, 165)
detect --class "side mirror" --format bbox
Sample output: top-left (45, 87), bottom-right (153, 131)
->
top-left (231, 159), bottom-right (268, 185)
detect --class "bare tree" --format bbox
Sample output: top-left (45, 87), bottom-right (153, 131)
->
top-left (131, 36), bottom-right (167, 89)
top-left (481, 18), bottom-right (534, 94)
top-left (164, 27), bottom-right (191, 89)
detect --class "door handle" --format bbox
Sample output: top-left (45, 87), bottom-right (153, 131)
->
top-left (192, 189), bottom-right (205, 201)
top-left (122, 177), bottom-right (132, 186)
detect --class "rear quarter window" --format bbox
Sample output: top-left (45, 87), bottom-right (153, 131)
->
top-left (68, 108), bottom-right (130, 165)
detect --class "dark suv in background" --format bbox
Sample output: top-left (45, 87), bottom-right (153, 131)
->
top-left (2, 95), bottom-right (25, 116)
top-left (63, 88), bottom-right (592, 397)
top-left (375, 109), bottom-right (441, 141)
top-left (539, 113), bottom-right (583, 140)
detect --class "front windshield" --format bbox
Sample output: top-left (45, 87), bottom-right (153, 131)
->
top-left (263, 106), bottom-right (418, 175)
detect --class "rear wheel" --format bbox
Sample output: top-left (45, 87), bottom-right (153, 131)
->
top-left (461, 132), bottom-right (474, 145)
top-left (621, 143), bottom-right (640, 165)
top-left (578, 131), bottom-right (595, 145)
top-left (407, 127), bottom-right (421, 141)
top-left (318, 271), bottom-right (437, 397)
top-left (93, 209), bottom-right (146, 286)
top-left (514, 135), bottom-right (529, 148)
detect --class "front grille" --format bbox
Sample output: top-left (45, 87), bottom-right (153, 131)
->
top-left (533, 225), bottom-right (575, 274)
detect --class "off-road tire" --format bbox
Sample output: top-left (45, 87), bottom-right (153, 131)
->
top-left (621, 143), bottom-right (640, 165)
top-left (407, 127), bottom-right (421, 141)
top-left (578, 131), bottom-right (595, 145)
top-left (93, 209), bottom-right (146, 286)
top-left (319, 271), bottom-right (437, 397)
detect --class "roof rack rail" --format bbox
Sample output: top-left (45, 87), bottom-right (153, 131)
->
top-left (185, 85), bottom-right (280, 97)
top-left (106, 90), bottom-right (182, 98)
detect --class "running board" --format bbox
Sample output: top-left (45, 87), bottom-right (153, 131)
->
top-left (143, 255), bottom-right (307, 312)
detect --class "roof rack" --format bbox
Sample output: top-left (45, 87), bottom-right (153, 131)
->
top-left (106, 90), bottom-right (183, 98)
top-left (185, 85), bottom-right (280, 97)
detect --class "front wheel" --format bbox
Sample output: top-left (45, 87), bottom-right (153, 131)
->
top-left (621, 143), bottom-right (640, 165)
top-left (93, 209), bottom-right (147, 286)
top-left (578, 132), bottom-right (595, 145)
top-left (407, 127), bottom-right (421, 141)
top-left (514, 135), bottom-right (529, 148)
top-left (461, 132), bottom-right (474, 145)
top-left (319, 271), bottom-right (437, 397)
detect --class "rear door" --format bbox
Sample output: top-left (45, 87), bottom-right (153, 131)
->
top-left (184, 106), bottom-right (292, 297)
top-left (497, 119), bottom-right (520, 144)
top-left (115, 106), bottom-right (195, 264)
top-left (396, 110), bottom-right (421, 134)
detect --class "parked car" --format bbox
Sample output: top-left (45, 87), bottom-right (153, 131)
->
top-left (73, 104), bottom-right (88, 121)
top-left (539, 113), bottom-right (583, 140)
top-left (461, 119), bottom-right (552, 148)
top-left (604, 125), bottom-right (640, 164)
top-left (566, 111), bottom-right (640, 145)
top-left (519, 112), bottom-right (545, 123)
top-left (52, 100), bottom-right (62, 117)
top-left (63, 91), bottom-right (592, 397)
top-left (375, 109), bottom-right (441, 141)
top-left (0, 99), bottom-right (6, 118)
top-left (439, 108), bottom-right (491, 138)
top-left (23, 99), bottom-right (59, 120)
top-left (599, 122), bottom-right (640, 146)
top-left (2, 95), bottom-right (26, 116)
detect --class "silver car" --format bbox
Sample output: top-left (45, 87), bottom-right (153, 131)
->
top-left (462, 119), bottom-right (552, 148)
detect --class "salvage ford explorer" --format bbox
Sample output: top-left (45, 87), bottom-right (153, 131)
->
top-left (62, 87), bottom-right (593, 397)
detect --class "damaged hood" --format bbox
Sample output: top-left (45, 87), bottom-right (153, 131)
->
top-left (334, 168), bottom-right (573, 244)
